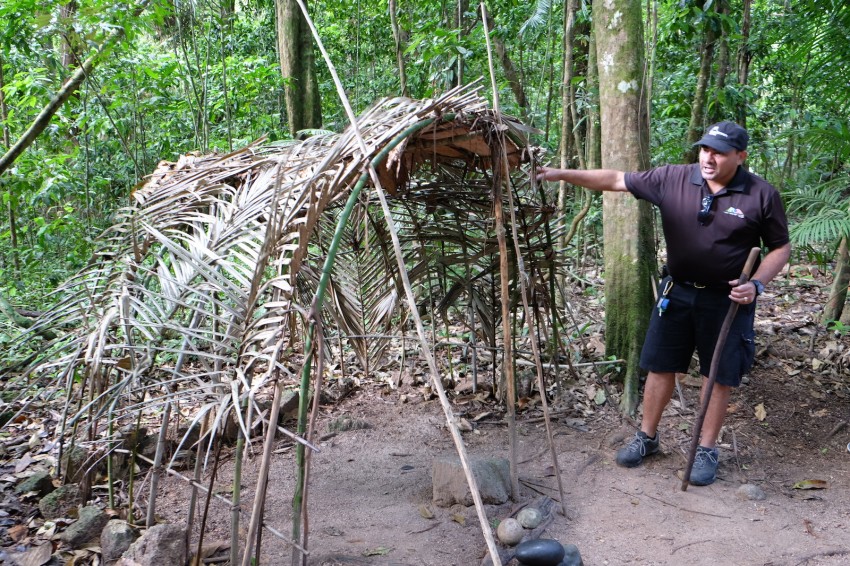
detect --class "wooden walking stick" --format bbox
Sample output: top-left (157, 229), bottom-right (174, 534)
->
top-left (681, 246), bottom-right (761, 491)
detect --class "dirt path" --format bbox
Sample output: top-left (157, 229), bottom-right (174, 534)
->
top-left (166, 358), bottom-right (849, 566)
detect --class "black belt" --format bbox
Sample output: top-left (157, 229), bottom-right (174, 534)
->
top-left (674, 279), bottom-right (730, 291)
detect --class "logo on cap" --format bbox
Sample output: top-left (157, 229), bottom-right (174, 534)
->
top-left (708, 126), bottom-right (729, 138)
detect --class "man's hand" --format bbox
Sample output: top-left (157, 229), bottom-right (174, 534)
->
top-left (536, 166), bottom-right (560, 183)
top-left (728, 279), bottom-right (758, 305)
top-left (534, 167), bottom-right (627, 192)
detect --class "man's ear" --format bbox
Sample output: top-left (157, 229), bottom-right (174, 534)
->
top-left (737, 150), bottom-right (748, 163)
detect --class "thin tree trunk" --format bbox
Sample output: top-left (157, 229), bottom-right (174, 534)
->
top-left (275, 0), bottom-right (322, 137)
top-left (594, 0), bottom-right (655, 415)
top-left (683, 18), bottom-right (717, 163)
top-left (736, 0), bottom-right (753, 127)
top-left (823, 237), bottom-right (850, 324)
top-left (0, 53), bottom-right (20, 274)
top-left (482, 11), bottom-right (528, 111)
top-left (388, 0), bottom-right (409, 96)
top-left (557, 0), bottom-right (579, 261)
top-left (710, 0), bottom-right (730, 123)
top-left (645, 1), bottom-right (658, 132)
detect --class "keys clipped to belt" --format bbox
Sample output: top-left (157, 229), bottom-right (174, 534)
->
top-left (657, 279), bottom-right (673, 316)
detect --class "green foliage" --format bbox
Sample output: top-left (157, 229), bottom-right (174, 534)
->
top-left (1, 0), bottom-right (850, 314)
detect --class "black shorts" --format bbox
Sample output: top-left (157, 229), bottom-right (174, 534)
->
top-left (640, 278), bottom-right (756, 386)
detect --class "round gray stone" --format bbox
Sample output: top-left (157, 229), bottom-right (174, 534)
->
top-left (559, 543), bottom-right (583, 566)
top-left (736, 483), bottom-right (766, 501)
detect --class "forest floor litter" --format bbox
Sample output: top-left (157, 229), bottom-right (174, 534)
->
top-left (2, 266), bottom-right (849, 565)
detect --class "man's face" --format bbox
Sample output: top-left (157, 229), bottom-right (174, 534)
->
top-left (699, 145), bottom-right (746, 186)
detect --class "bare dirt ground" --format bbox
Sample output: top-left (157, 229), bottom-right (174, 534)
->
top-left (1, 270), bottom-right (848, 566)
top-left (159, 272), bottom-right (850, 566)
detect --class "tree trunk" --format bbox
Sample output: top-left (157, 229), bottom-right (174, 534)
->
top-left (683, 17), bottom-right (717, 163)
top-left (593, 0), bottom-right (655, 415)
top-left (0, 52), bottom-right (20, 274)
top-left (275, 0), bottom-right (322, 137)
top-left (645, 0), bottom-right (658, 133)
top-left (483, 11), bottom-right (528, 111)
top-left (822, 236), bottom-right (850, 324)
top-left (736, 0), bottom-right (753, 127)
top-left (388, 0), bottom-right (409, 96)
top-left (710, 0), bottom-right (730, 123)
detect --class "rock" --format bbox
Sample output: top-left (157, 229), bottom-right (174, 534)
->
top-left (327, 415), bottom-right (371, 433)
top-left (559, 543), bottom-right (583, 566)
top-left (496, 518), bottom-right (524, 546)
top-left (102, 520), bottom-right (139, 563)
top-left (514, 538), bottom-right (565, 565)
top-left (432, 456), bottom-right (510, 507)
top-left (39, 484), bottom-right (82, 520)
top-left (61, 445), bottom-right (90, 483)
top-left (517, 507), bottom-right (543, 529)
top-left (736, 483), bottom-right (766, 501)
top-left (60, 505), bottom-right (110, 546)
top-left (15, 471), bottom-right (55, 497)
top-left (120, 523), bottom-right (186, 566)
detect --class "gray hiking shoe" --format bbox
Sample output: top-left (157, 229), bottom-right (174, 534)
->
top-left (689, 446), bottom-right (719, 486)
top-left (616, 431), bottom-right (659, 468)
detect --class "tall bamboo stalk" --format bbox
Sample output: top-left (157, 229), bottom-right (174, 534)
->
top-left (482, 1), bottom-right (519, 503)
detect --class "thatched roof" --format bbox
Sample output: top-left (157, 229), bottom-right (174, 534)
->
top-left (8, 83), bottom-right (556, 426)
top-left (4, 82), bottom-right (563, 566)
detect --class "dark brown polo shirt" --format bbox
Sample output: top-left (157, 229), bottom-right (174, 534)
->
top-left (624, 164), bottom-right (789, 285)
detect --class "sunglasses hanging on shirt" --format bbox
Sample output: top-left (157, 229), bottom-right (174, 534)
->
top-left (698, 194), bottom-right (715, 224)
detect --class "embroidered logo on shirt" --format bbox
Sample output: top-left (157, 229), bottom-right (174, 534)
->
top-left (723, 206), bottom-right (745, 218)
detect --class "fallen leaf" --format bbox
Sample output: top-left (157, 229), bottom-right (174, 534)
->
top-left (12, 542), bottom-right (52, 566)
top-left (35, 521), bottom-right (55, 538)
top-left (8, 523), bottom-right (28, 542)
top-left (793, 479), bottom-right (828, 490)
top-left (362, 546), bottom-right (391, 556)
top-left (418, 504), bottom-right (434, 519)
top-left (199, 540), bottom-right (230, 558)
top-left (451, 513), bottom-right (466, 525)
top-left (754, 403), bottom-right (767, 421)
top-left (593, 388), bottom-right (607, 405)
top-left (15, 452), bottom-right (33, 474)
top-left (803, 519), bottom-right (816, 537)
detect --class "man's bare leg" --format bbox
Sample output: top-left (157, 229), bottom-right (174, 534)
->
top-left (640, 371), bottom-right (676, 437)
top-left (698, 378), bottom-right (732, 448)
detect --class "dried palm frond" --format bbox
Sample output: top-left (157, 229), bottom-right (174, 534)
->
top-left (4, 85), bottom-right (557, 471)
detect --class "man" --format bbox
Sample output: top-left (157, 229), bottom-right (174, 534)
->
top-left (537, 121), bottom-right (790, 486)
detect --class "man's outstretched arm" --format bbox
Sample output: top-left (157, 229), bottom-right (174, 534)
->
top-left (536, 167), bottom-right (628, 192)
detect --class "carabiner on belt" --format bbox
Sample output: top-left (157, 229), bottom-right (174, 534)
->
top-left (657, 279), bottom-right (673, 316)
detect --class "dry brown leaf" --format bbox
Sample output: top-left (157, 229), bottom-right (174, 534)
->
top-left (793, 479), bottom-right (828, 490)
top-left (418, 504), bottom-right (434, 519)
top-left (15, 452), bottom-right (33, 474)
top-left (12, 543), bottom-right (53, 566)
top-left (754, 403), bottom-right (767, 421)
top-left (451, 513), bottom-right (466, 525)
top-left (803, 519), bottom-right (816, 537)
top-left (8, 523), bottom-right (29, 542)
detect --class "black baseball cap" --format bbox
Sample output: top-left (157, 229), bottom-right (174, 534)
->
top-left (694, 121), bottom-right (749, 153)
